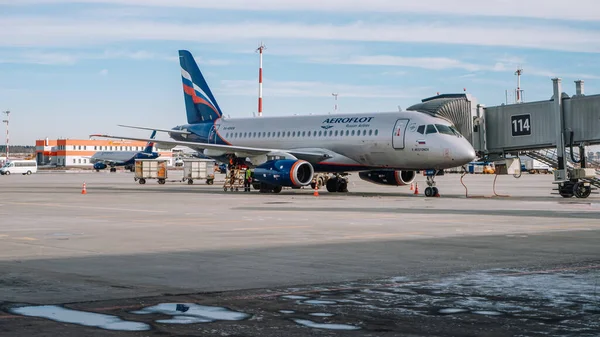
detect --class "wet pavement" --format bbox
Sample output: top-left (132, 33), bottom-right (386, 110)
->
top-left (0, 172), bottom-right (599, 336)
top-left (3, 264), bottom-right (599, 336)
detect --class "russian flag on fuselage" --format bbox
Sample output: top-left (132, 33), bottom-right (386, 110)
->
top-left (179, 50), bottom-right (223, 124)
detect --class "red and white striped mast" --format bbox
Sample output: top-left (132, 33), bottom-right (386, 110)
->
top-left (256, 42), bottom-right (266, 117)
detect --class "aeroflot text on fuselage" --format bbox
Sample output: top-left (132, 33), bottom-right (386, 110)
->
top-left (322, 117), bottom-right (375, 124)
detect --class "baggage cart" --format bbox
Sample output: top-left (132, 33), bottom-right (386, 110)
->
top-left (223, 166), bottom-right (246, 191)
top-left (134, 159), bottom-right (168, 185)
top-left (182, 159), bottom-right (215, 185)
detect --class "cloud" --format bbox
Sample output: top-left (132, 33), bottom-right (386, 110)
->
top-left (310, 54), bottom-right (600, 80)
top-left (99, 69), bottom-right (108, 76)
top-left (218, 79), bottom-right (431, 98)
top-left (3, 0), bottom-right (600, 21)
top-left (314, 55), bottom-right (486, 71)
top-left (0, 49), bottom-right (181, 65)
top-left (1, 17), bottom-right (600, 53)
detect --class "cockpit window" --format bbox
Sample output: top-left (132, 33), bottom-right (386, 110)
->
top-left (449, 126), bottom-right (462, 137)
top-left (435, 124), bottom-right (455, 136)
top-left (426, 124), bottom-right (437, 134)
top-left (416, 125), bottom-right (425, 134)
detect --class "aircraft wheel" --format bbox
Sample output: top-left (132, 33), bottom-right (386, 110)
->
top-left (158, 179), bottom-right (165, 185)
top-left (273, 185), bottom-right (282, 194)
top-left (573, 182), bottom-right (591, 199)
top-left (110, 167), bottom-right (117, 173)
top-left (326, 178), bottom-right (339, 193)
top-left (187, 179), bottom-right (194, 185)
top-left (337, 180), bottom-right (348, 193)
top-left (559, 182), bottom-right (574, 198)
top-left (424, 187), bottom-right (433, 197)
top-left (139, 178), bottom-right (146, 185)
top-left (432, 187), bottom-right (439, 196)
top-left (310, 182), bottom-right (316, 189)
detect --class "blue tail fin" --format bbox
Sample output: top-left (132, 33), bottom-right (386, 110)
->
top-left (143, 130), bottom-right (157, 153)
top-left (179, 50), bottom-right (223, 124)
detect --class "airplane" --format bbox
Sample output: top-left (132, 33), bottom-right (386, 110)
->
top-left (91, 50), bottom-right (476, 196)
top-left (90, 131), bottom-right (159, 172)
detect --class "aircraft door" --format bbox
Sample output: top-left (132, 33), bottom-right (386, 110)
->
top-left (392, 118), bottom-right (409, 149)
top-left (208, 125), bottom-right (219, 144)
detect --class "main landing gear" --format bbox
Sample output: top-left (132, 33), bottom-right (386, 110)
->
top-left (424, 175), bottom-right (439, 197)
top-left (258, 182), bottom-right (283, 194)
top-left (325, 175), bottom-right (349, 193)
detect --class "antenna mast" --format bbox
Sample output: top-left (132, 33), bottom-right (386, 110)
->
top-left (256, 42), bottom-right (266, 117)
top-left (515, 67), bottom-right (524, 103)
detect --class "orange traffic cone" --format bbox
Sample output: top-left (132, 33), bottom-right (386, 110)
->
top-left (410, 182), bottom-right (414, 191)
top-left (413, 182), bottom-right (419, 195)
top-left (81, 182), bottom-right (87, 194)
top-left (313, 184), bottom-right (319, 197)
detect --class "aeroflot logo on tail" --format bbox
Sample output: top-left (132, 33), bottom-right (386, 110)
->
top-left (322, 117), bottom-right (375, 124)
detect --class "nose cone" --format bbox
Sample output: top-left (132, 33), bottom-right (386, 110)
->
top-left (455, 142), bottom-right (476, 165)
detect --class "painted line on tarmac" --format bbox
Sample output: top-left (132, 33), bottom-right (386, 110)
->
top-left (341, 232), bottom-right (425, 240)
top-left (13, 237), bottom-right (38, 241)
top-left (8, 202), bottom-right (167, 213)
top-left (232, 225), bottom-right (313, 231)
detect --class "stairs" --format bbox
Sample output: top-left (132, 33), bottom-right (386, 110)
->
top-left (525, 148), bottom-right (600, 189)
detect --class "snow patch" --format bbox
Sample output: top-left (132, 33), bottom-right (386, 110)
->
top-left (293, 319), bottom-right (360, 330)
top-left (131, 303), bottom-right (249, 324)
top-left (10, 305), bottom-right (150, 331)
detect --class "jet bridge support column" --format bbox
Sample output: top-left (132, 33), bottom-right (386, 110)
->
top-left (552, 78), bottom-right (568, 181)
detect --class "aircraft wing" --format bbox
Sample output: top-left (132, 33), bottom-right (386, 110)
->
top-left (89, 134), bottom-right (333, 163)
top-left (117, 124), bottom-right (191, 135)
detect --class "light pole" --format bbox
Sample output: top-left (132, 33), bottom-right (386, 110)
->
top-left (2, 110), bottom-right (9, 159)
top-left (332, 93), bottom-right (338, 113)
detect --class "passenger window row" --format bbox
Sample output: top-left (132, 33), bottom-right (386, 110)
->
top-left (225, 129), bottom-right (379, 139)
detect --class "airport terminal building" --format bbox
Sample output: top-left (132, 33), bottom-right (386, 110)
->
top-left (35, 138), bottom-right (173, 167)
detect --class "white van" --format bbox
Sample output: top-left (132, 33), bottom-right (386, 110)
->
top-left (0, 160), bottom-right (38, 175)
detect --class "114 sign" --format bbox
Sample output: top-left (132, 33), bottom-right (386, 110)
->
top-left (511, 114), bottom-right (531, 136)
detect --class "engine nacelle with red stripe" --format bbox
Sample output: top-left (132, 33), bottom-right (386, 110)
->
top-left (253, 160), bottom-right (314, 187)
top-left (358, 170), bottom-right (416, 186)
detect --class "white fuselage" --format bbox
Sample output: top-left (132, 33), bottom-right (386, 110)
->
top-left (196, 111), bottom-right (475, 170)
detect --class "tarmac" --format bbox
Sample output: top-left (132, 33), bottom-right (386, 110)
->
top-left (0, 170), bottom-right (599, 336)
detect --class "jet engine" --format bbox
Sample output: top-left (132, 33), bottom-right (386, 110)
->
top-left (253, 159), bottom-right (314, 187)
top-left (93, 162), bottom-right (107, 170)
top-left (358, 170), bottom-right (416, 186)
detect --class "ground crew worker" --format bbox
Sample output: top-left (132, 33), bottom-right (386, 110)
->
top-left (244, 168), bottom-right (252, 192)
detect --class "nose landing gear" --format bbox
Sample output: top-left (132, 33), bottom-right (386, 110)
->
top-left (423, 173), bottom-right (440, 197)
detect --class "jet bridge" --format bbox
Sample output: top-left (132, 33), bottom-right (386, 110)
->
top-left (408, 79), bottom-right (600, 198)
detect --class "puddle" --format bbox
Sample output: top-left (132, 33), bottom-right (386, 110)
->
top-left (439, 308), bottom-right (469, 314)
top-left (293, 318), bottom-right (360, 330)
top-left (10, 305), bottom-right (150, 331)
top-left (302, 300), bottom-right (337, 305)
top-left (472, 310), bottom-right (504, 316)
top-left (279, 310), bottom-right (295, 314)
top-left (309, 313), bottom-right (334, 317)
top-left (281, 295), bottom-right (310, 300)
top-left (131, 303), bottom-right (250, 324)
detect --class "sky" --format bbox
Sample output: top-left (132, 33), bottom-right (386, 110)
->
top-left (1, 0), bottom-right (600, 145)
